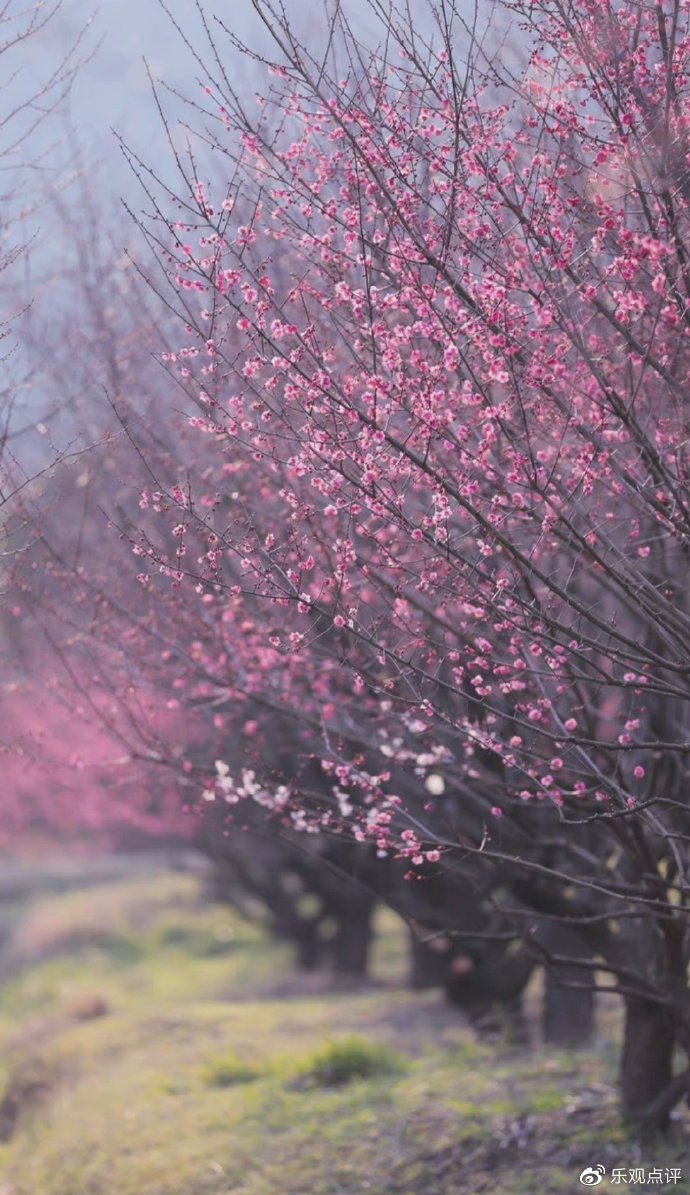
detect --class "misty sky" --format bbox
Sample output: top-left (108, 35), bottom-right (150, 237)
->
top-left (23, 1), bottom-right (400, 202)
top-left (25, 1), bottom-right (274, 198)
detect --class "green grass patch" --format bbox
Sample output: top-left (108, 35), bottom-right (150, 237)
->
top-left (294, 1034), bottom-right (408, 1088)
top-left (200, 1051), bottom-right (263, 1088)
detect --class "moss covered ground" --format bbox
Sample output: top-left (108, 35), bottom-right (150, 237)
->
top-left (0, 860), bottom-right (688, 1194)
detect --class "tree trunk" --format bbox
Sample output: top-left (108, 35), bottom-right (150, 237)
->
top-left (620, 997), bottom-right (677, 1130)
top-left (543, 967), bottom-right (595, 1046)
top-left (331, 894), bottom-right (375, 981)
top-left (408, 930), bottom-right (451, 990)
top-left (292, 918), bottom-right (325, 971)
top-left (534, 922), bottom-right (596, 1047)
top-left (463, 993), bottom-right (529, 1046)
top-left (446, 946), bottom-right (535, 1046)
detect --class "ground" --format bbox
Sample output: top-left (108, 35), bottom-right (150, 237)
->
top-left (0, 856), bottom-right (688, 1194)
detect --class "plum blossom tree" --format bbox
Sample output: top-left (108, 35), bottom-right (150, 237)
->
top-left (16, 169), bottom-right (589, 1019)
top-left (73, 0), bottom-right (690, 1128)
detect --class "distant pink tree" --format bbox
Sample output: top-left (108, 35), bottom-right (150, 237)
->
top-left (0, 666), bottom-right (190, 849)
top-left (1, 177), bottom-right (196, 857)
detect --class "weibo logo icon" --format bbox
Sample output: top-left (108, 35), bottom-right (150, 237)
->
top-left (579, 1165), bottom-right (606, 1186)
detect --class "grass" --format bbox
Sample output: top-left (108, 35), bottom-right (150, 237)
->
top-left (200, 1051), bottom-right (264, 1088)
top-left (294, 1035), bottom-right (407, 1087)
top-left (0, 857), bottom-right (688, 1194)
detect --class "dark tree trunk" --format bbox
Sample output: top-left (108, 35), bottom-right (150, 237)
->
top-left (543, 967), bottom-right (595, 1046)
top-left (534, 922), bottom-right (596, 1047)
top-left (292, 918), bottom-right (325, 971)
top-left (408, 930), bottom-right (451, 990)
top-left (331, 894), bottom-right (376, 980)
top-left (620, 997), bottom-right (677, 1131)
top-left (462, 992), bottom-right (529, 1046)
top-left (446, 946), bottom-right (535, 1046)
